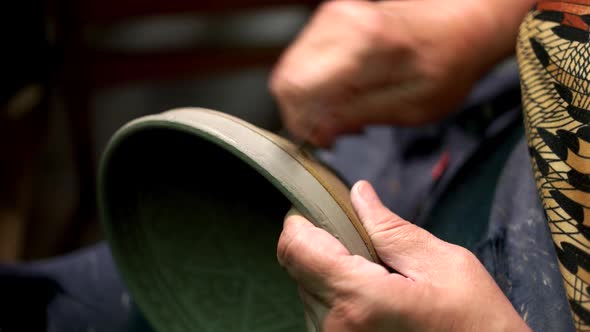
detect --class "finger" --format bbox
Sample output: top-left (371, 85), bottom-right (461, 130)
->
top-left (322, 273), bottom-right (417, 331)
top-left (350, 180), bottom-right (442, 279)
top-left (277, 213), bottom-right (388, 303)
top-left (269, 5), bottom-right (367, 143)
top-left (277, 213), bottom-right (350, 301)
top-left (299, 287), bottom-right (329, 332)
top-left (304, 108), bottom-right (342, 147)
top-left (270, 59), bottom-right (350, 147)
top-left (338, 79), bottom-right (461, 127)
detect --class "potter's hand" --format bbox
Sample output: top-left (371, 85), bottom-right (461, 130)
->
top-left (277, 181), bottom-right (531, 332)
top-left (270, 0), bottom-right (534, 146)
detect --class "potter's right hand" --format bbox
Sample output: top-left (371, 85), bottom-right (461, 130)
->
top-left (269, 0), bottom-right (535, 146)
top-left (277, 181), bottom-right (531, 331)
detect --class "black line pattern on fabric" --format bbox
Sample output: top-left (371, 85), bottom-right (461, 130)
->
top-left (518, 7), bottom-right (590, 331)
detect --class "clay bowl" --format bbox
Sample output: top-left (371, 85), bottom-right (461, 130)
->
top-left (98, 108), bottom-right (377, 331)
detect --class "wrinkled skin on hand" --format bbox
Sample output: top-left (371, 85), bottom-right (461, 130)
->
top-left (277, 181), bottom-right (531, 331)
top-left (270, 0), bottom-right (534, 146)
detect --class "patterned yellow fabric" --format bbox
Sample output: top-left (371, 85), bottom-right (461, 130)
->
top-left (518, 2), bottom-right (590, 330)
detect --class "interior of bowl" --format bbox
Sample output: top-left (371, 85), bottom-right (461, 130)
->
top-left (100, 125), bottom-right (304, 331)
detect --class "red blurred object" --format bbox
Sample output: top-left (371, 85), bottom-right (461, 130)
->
top-left (431, 151), bottom-right (450, 180)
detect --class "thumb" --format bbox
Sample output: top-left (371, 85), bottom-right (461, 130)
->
top-left (351, 180), bottom-right (442, 279)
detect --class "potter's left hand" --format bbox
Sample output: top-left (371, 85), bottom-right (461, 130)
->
top-left (277, 180), bottom-right (530, 332)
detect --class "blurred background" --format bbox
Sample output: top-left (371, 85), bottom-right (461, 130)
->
top-left (0, 0), bottom-right (321, 262)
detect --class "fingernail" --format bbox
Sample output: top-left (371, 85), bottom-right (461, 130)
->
top-left (355, 180), bottom-right (378, 203)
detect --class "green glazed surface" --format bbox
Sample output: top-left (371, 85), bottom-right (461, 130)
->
top-left (100, 123), bottom-right (304, 331)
